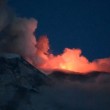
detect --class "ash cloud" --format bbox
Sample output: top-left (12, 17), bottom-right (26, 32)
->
top-left (0, 2), bottom-right (50, 69)
top-left (0, 2), bottom-right (110, 110)
top-left (0, 2), bottom-right (110, 74)
top-left (0, 18), bottom-right (37, 56)
top-left (0, 1), bottom-right (10, 32)
top-left (28, 73), bottom-right (110, 110)
top-left (0, 2), bottom-right (38, 65)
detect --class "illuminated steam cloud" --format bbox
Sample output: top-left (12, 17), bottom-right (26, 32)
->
top-left (0, 2), bottom-right (110, 74)
top-left (37, 45), bottom-right (110, 74)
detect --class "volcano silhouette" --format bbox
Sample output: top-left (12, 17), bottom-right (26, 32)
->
top-left (0, 53), bottom-right (110, 110)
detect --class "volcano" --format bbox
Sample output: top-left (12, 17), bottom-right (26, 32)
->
top-left (0, 53), bottom-right (110, 110)
top-left (0, 53), bottom-right (49, 110)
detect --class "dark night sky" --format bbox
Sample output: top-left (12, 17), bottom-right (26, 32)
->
top-left (9, 0), bottom-right (110, 60)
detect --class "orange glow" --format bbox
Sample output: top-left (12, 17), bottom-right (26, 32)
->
top-left (33, 36), bottom-right (110, 74)
top-left (37, 48), bottom-right (96, 74)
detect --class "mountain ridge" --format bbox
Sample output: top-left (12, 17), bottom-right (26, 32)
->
top-left (0, 55), bottom-right (50, 110)
top-left (0, 55), bottom-right (110, 110)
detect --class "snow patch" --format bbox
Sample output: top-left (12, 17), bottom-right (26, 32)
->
top-left (0, 53), bottom-right (20, 59)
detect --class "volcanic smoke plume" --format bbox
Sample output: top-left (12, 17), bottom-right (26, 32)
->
top-left (0, 2), bottom-right (110, 74)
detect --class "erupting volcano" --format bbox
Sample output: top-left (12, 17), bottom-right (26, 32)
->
top-left (1, 1), bottom-right (110, 110)
top-left (0, 17), bottom-right (110, 74)
top-left (0, 4), bottom-right (110, 74)
top-left (34, 36), bottom-right (110, 74)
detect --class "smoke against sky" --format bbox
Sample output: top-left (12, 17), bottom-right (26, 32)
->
top-left (0, 1), bottom-right (110, 110)
top-left (0, 1), bottom-right (110, 74)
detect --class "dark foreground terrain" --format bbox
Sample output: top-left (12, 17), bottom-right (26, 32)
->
top-left (0, 54), bottom-right (110, 110)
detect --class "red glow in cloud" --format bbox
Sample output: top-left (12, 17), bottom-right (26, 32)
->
top-left (35, 36), bottom-right (110, 74)
top-left (0, 10), bottom-right (109, 74)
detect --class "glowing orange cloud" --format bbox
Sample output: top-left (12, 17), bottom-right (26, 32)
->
top-left (0, 8), bottom-right (109, 75)
top-left (34, 36), bottom-right (110, 74)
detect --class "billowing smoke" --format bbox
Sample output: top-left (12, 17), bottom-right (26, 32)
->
top-left (0, 18), bottom-right (37, 56)
top-left (38, 47), bottom-right (110, 74)
top-left (0, 3), bottom-right (38, 65)
top-left (0, 2), bottom-right (110, 74)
